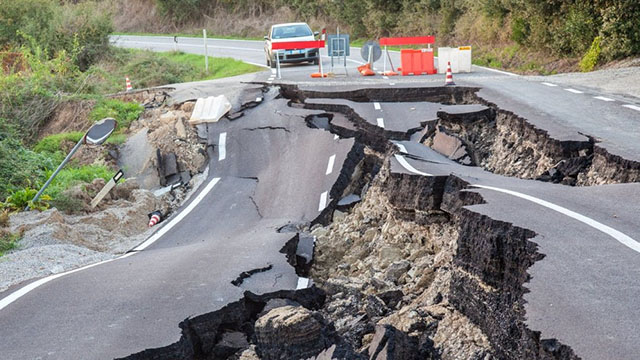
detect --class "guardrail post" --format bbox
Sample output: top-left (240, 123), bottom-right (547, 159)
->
top-left (276, 50), bottom-right (281, 79)
top-left (203, 29), bottom-right (209, 74)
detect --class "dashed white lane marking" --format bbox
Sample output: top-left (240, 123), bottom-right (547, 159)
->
top-left (565, 88), bottom-right (583, 94)
top-left (334, 134), bottom-right (339, 140)
top-left (318, 191), bottom-right (328, 211)
top-left (326, 155), bottom-right (336, 175)
top-left (267, 81), bottom-right (273, 84)
top-left (296, 277), bottom-right (310, 289)
top-left (383, 76), bottom-right (389, 79)
top-left (374, 102), bottom-right (381, 110)
top-left (393, 154), bottom-right (640, 254)
top-left (218, 132), bottom-right (227, 161)
top-left (376, 117), bottom-right (385, 128)
top-left (256, 97), bottom-right (263, 102)
top-left (594, 96), bottom-right (614, 102)
top-left (389, 83), bottom-right (396, 86)
top-left (0, 177), bottom-right (223, 311)
top-left (623, 104), bottom-right (640, 112)
top-left (542, 82), bottom-right (558, 87)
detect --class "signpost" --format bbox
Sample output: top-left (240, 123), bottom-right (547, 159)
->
top-left (90, 170), bottom-right (124, 208)
top-left (28, 118), bottom-right (117, 210)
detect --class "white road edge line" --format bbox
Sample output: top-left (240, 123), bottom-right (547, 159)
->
top-left (374, 102), bottom-right (381, 110)
top-left (394, 154), bottom-right (640, 254)
top-left (622, 104), bottom-right (640, 112)
top-left (318, 191), bottom-right (328, 212)
top-left (326, 155), bottom-right (336, 175)
top-left (471, 64), bottom-right (519, 77)
top-left (376, 118), bottom-right (385, 128)
top-left (542, 82), bottom-right (558, 87)
top-left (565, 88), bottom-right (584, 94)
top-left (594, 96), bottom-right (615, 102)
top-left (0, 177), bottom-right (223, 311)
top-left (218, 132), bottom-right (227, 161)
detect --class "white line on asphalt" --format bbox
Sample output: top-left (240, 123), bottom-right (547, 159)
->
top-left (471, 65), bottom-right (519, 77)
top-left (377, 117), bottom-right (385, 128)
top-left (318, 191), bottom-right (328, 211)
top-left (394, 154), bottom-right (433, 177)
top-left (623, 104), bottom-right (640, 112)
top-left (471, 184), bottom-right (640, 253)
top-left (218, 132), bottom-right (227, 161)
top-left (396, 143), bottom-right (408, 153)
top-left (134, 177), bottom-right (222, 251)
top-left (334, 134), bottom-right (339, 140)
top-left (326, 155), bottom-right (336, 175)
top-left (383, 76), bottom-right (389, 79)
top-left (0, 177), bottom-right (223, 311)
top-left (594, 96), bottom-right (615, 102)
top-left (393, 154), bottom-right (640, 254)
top-left (374, 102), bottom-right (381, 110)
top-left (565, 88), bottom-right (584, 94)
top-left (267, 81), bottom-right (273, 84)
top-left (542, 82), bottom-right (558, 87)
top-left (114, 40), bottom-right (263, 52)
top-left (243, 61), bottom-right (270, 69)
top-left (389, 83), bottom-right (396, 86)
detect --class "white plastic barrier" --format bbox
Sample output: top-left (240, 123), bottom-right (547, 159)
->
top-left (437, 46), bottom-right (472, 73)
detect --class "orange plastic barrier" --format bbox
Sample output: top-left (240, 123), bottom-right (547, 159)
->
top-left (400, 49), bottom-right (436, 75)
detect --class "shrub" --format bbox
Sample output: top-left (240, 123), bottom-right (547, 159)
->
top-left (4, 187), bottom-right (51, 212)
top-left (89, 99), bottom-right (144, 132)
top-left (33, 131), bottom-right (84, 154)
top-left (0, 137), bottom-right (57, 201)
top-left (579, 36), bottom-right (601, 72)
top-left (0, 230), bottom-right (20, 256)
top-left (43, 164), bottom-right (114, 199)
top-left (511, 17), bottom-right (530, 45)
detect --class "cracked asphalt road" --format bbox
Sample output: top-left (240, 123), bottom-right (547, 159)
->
top-left (1, 36), bottom-right (639, 360)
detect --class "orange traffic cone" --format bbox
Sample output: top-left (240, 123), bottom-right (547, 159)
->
top-left (445, 62), bottom-right (455, 85)
top-left (148, 211), bottom-right (162, 227)
top-left (357, 63), bottom-right (375, 76)
top-left (125, 76), bottom-right (133, 91)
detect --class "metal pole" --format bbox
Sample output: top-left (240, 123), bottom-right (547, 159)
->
top-left (383, 45), bottom-right (387, 74)
top-left (29, 138), bottom-right (84, 209)
top-left (203, 29), bottom-right (209, 74)
top-left (319, 49), bottom-right (324, 78)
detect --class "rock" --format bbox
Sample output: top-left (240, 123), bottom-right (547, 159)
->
top-left (368, 324), bottom-right (417, 360)
top-left (160, 111), bottom-right (177, 124)
top-left (377, 290), bottom-right (404, 309)
top-left (237, 345), bottom-right (260, 360)
top-left (365, 295), bottom-right (387, 318)
top-left (213, 331), bottom-right (249, 358)
top-left (174, 118), bottom-right (187, 139)
top-left (384, 261), bottom-right (411, 284)
top-left (378, 247), bottom-right (402, 268)
top-left (255, 305), bottom-right (329, 360)
top-left (333, 210), bottom-right (347, 222)
top-left (180, 101), bottom-right (195, 113)
top-left (431, 127), bottom-right (469, 162)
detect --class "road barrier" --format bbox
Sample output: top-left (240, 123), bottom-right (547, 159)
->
top-left (437, 46), bottom-right (472, 73)
top-left (379, 36), bottom-right (436, 76)
top-left (271, 40), bottom-right (326, 79)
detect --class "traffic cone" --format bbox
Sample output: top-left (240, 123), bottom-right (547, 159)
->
top-left (445, 62), bottom-right (455, 85)
top-left (148, 210), bottom-right (162, 227)
top-left (125, 76), bottom-right (133, 91)
top-left (357, 63), bottom-right (375, 76)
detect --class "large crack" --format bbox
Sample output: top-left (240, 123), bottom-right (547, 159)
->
top-left (119, 85), bottom-right (632, 360)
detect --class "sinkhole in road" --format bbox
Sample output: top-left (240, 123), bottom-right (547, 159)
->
top-left (281, 84), bottom-right (640, 187)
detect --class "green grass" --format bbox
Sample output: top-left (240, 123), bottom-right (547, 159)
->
top-left (89, 99), bottom-right (144, 131)
top-left (155, 51), bottom-right (264, 80)
top-left (34, 130), bottom-right (127, 156)
top-left (0, 232), bottom-right (19, 256)
top-left (43, 164), bottom-right (115, 198)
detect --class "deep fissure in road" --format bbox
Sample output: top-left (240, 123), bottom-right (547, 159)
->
top-left (118, 84), bottom-right (640, 359)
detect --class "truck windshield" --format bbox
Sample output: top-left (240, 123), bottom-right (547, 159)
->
top-left (272, 25), bottom-right (312, 39)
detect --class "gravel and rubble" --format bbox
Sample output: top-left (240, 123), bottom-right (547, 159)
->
top-left (0, 87), bottom-right (211, 293)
